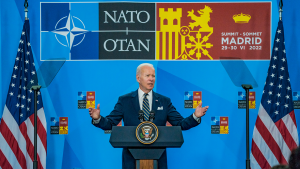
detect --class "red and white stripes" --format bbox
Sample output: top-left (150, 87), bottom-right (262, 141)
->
top-left (0, 105), bottom-right (47, 169)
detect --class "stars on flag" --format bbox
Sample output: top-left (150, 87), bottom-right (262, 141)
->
top-left (277, 29), bottom-right (281, 34)
top-left (260, 26), bottom-right (294, 119)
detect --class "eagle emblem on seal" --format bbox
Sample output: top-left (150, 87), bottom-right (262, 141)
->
top-left (142, 126), bottom-right (153, 140)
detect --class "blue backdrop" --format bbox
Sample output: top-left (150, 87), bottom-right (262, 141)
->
top-left (1, 0), bottom-right (300, 169)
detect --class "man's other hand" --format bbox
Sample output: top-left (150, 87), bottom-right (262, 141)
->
top-left (194, 102), bottom-right (209, 118)
top-left (89, 104), bottom-right (101, 120)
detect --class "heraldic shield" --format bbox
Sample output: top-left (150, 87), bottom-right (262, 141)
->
top-left (136, 121), bottom-right (159, 144)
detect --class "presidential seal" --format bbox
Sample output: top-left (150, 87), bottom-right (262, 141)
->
top-left (136, 121), bottom-right (159, 144)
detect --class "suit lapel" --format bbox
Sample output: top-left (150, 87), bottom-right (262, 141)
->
top-left (131, 90), bottom-right (140, 113)
top-left (152, 91), bottom-right (160, 112)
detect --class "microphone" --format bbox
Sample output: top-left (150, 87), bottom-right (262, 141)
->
top-left (149, 110), bottom-right (155, 122)
top-left (138, 110), bottom-right (144, 122)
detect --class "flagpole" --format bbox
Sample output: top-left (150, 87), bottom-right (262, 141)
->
top-left (24, 0), bottom-right (28, 20)
top-left (24, 1), bottom-right (39, 169)
top-left (242, 84), bottom-right (253, 169)
top-left (279, 0), bottom-right (283, 21)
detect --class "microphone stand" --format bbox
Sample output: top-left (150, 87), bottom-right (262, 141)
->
top-left (138, 110), bottom-right (144, 122)
top-left (31, 85), bottom-right (41, 169)
top-left (149, 111), bottom-right (155, 122)
top-left (242, 84), bottom-right (253, 169)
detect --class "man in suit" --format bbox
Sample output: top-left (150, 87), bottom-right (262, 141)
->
top-left (89, 63), bottom-right (209, 169)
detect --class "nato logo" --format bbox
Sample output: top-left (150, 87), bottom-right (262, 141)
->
top-left (293, 92), bottom-right (300, 101)
top-left (52, 13), bottom-right (88, 51)
top-left (51, 117), bottom-right (59, 126)
top-left (211, 116), bottom-right (220, 134)
top-left (293, 92), bottom-right (300, 109)
top-left (184, 91), bottom-right (193, 100)
top-left (41, 3), bottom-right (99, 60)
top-left (238, 91), bottom-right (246, 100)
top-left (184, 91), bottom-right (193, 108)
top-left (78, 91), bottom-right (87, 109)
top-left (211, 116), bottom-right (220, 125)
top-left (78, 92), bottom-right (86, 100)
top-left (50, 117), bottom-right (59, 134)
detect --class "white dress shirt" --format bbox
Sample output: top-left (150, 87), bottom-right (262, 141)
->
top-left (138, 88), bottom-right (152, 111)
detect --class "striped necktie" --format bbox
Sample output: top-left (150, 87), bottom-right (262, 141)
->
top-left (143, 93), bottom-right (150, 121)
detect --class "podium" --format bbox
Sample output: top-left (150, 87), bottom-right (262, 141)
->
top-left (110, 126), bottom-right (184, 169)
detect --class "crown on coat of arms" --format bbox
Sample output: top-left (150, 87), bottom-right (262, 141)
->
top-left (233, 13), bottom-right (251, 23)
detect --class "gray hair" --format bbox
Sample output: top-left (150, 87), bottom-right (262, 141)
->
top-left (136, 63), bottom-right (155, 76)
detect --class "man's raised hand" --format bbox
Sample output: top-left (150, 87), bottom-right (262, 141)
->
top-left (89, 104), bottom-right (101, 120)
top-left (194, 102), bottom-right (209, 118)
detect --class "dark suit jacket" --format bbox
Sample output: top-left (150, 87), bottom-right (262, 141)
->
top-left (93, 90), bottom-right (200, 169)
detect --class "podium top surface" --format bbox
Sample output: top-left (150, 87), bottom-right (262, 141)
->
top-left (109, 126), bottom-right (184, 148)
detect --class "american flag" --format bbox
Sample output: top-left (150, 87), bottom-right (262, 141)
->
top-left (0, 20), bottom-right (47, 169)
top-left (250, 20), bottom-right (299, 168)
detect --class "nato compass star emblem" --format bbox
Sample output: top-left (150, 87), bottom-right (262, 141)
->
top-left (52, 13), bottom-right (88, 50)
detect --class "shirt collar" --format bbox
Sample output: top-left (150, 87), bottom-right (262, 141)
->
top-left (138, 88), bottom-right (152, 98)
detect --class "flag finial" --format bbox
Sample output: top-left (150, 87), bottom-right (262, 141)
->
top-left (279, 0), bottom-right (283, 20)
top-left (24, 0), bottom-right (28, 20)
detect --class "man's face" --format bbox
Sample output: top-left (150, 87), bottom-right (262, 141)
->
top-left (136, 66), bottom-right (156, 93)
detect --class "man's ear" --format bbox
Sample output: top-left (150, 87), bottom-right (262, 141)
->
top-left (136, 75), bottom-right (140, 83)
